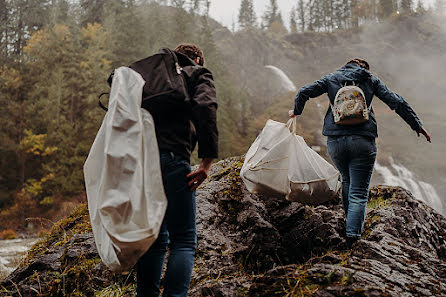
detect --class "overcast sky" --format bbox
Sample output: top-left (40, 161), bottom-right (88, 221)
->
top-left (208, 0), bottom-right (437, 31)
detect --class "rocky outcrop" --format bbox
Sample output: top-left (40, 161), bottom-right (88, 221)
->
top-left (2, 157), bottom-right (446, 296)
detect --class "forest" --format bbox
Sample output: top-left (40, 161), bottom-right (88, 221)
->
top-left (0, 0), bottom-right (445, 234)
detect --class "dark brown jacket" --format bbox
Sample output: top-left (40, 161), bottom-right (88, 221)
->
top-left (144, 48), bottom-right (218, 160)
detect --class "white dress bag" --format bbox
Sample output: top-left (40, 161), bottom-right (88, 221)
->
top-left (84, 67), bottom-right (167, 273)
top-left (241, 118), bottom-right (340, 205)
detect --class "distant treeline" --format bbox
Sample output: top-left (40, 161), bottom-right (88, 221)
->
top-left (239, 0), bottom-right (446, 32)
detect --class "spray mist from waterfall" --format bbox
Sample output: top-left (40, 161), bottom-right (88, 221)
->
top-left (374, 157), bottom-right (443, 216)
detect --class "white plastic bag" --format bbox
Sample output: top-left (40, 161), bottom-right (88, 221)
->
top-left (84, 67), bottom-right (167, 273)
top-left (241, 118), bottom-right (340, 205)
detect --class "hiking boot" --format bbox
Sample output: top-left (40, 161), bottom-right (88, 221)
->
top-left (345, 236), bottom-right (359, 249)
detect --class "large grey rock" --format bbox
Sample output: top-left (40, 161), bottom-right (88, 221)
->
top-left (2, 157), bottom-right (445, 297)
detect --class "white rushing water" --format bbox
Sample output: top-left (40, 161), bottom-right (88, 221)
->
top-left (0, 238), bottom-right (36, 280)
top-left (264, 65), bottom-right (297, 93)
top-left (374, 157), bottom-right (444, 215)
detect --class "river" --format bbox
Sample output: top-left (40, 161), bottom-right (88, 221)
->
top-left (0, 238), bottom-right (36, 280)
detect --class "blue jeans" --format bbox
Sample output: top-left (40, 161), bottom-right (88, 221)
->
top-left (326, 135), bottom-right (377, 239)
top-left (136, 151), bottom-right (197, 297)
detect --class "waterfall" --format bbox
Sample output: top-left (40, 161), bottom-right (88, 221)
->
top-left (374, 157), bottom-right (443, 215)
top-left (264, 65), bottom-right (297, 93)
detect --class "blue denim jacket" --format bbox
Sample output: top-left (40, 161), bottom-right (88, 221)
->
top-left (293, 63), bottom-right (422, 138)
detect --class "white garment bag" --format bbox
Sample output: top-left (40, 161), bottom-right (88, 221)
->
top-left (241, 118), bottom-right (340, 205)
top-left (84, 67), bottom-right (167, 273)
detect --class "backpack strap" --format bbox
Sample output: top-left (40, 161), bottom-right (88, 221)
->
top-left (98, 92), bottom-right (109, 112)
top-left (164, 48), bottom-right (183, 75)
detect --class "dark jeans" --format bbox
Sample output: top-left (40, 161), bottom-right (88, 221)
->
top-left (326, 135), bottom-right (377, 239)
top-left (136, 151), bottom-right (196, 297)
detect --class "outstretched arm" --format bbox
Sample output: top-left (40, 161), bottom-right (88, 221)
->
top-left (294, 75), bottom-right (329, 115)
top-left (417, 127), bottom-right (431, 143)
top-left (373, 77), bottom-right (431, 142)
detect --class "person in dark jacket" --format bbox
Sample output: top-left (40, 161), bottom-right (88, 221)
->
top-left (136, 44), bottom-right (218, 297)
top-left (292, 58), bottom-right (430, 247)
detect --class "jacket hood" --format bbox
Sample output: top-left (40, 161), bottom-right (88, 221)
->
top-left (336, 62), bottom-right (372, 82)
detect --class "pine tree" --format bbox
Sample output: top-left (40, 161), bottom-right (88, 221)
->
top-left (5, 0), bottom-right (50, 57)
top-left (171, 0), bottom-right (191, 44)
top-left (49, 0), bottom-right (71, 25)
top-left (401, 0), bottom-right (413, 13)
top-left (79, 0), bottom-right (107, 26)
top-left (102, 0), bottom-right (147, 66)
top-left (297, 0), bottom-right (306, 31)
top-left (416, 0), bottom-right (425, 11)
top-left (262, 0), bottom-right (281, 29)
top-left (379, 0), bottom-right (395, 18)
top-left (290, 7), bottom-right (298, 33)
top-left (238, 0), bottom-right (256, 29)
top-left (0, 0), bottom-right (10, 64)
top-left (199, 0), bottom-right (217, 68)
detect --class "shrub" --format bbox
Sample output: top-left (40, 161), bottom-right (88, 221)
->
top-left (0, 229), bottom-right (17, 240)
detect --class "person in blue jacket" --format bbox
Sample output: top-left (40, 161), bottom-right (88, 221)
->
top-left (292, 58), bottom-right (431, 247)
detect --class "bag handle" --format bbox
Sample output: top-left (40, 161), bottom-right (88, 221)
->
top-left (286, 117), bottom-right (297, 134)
top-left (98, 92), bottom-right (109, 112)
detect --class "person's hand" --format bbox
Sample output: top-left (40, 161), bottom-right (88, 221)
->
top-left (288, 110), bottom-right (295, 118)
top-left (416, 127), bottom-right (431, 143)
top-left (187, 158), bottom-right (214, 191)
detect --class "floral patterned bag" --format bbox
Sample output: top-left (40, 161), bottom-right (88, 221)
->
top-left (330, 83), bottom-right (370, 125)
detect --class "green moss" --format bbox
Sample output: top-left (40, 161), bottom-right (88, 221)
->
top-left (367, 197), bottom-right (390, 210)
top-left (363, 214), bottom-right (381, 239)
top-left (14, 203), bottom-right (128, 296)
top-left (94, 284), bottom-right (136, 297)
top-left (22, 203), bottom-right (91, 268)
top-left (340, 272), bottom-right (354, 285)
top-left (258, 249), bottom-right (359, 296)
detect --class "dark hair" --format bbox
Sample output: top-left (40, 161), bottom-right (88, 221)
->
top-left (174, 43), bottom-right (205, 66)
top-left (346, 58), bottom-right (370, 70)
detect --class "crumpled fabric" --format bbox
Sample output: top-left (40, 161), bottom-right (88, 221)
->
top-left (84, 67), bottom-right (167, 273)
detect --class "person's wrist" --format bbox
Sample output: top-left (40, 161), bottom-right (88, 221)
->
top-left (200, 158), bottom-right (214, 172)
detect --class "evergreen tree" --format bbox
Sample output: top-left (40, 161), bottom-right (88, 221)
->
top-left (297, 0), bottom-right (306, 31)
top-left (0, 0), bottom-right (10, 64)
top-left (262, 0), bottom-right (282, 29)
top-left (379, 0), bottom-right (395, 18)
top-left (199, 0), bottom-right (217, 67)
top-left (238, 0), bottom-right (256, 29)
top-left (401, 0), bottom-right (413, 12)
top-left (4, 0), bottom-right (50, 57)
top-left (290, 7), bottom-right (298, 33)
top-left (171, 0), bottom-right (192, 44)
top-left (79, 0), bottom-right (107, 25)
top-left (49, 0), bottom-right (71, 25)
top-left (416, 0), bottom-right (425, 11)
top-left (103, 0), bottom-right (147, 66)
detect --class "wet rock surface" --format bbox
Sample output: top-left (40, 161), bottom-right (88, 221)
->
top-left (2, 157), bottom-right (446, 296)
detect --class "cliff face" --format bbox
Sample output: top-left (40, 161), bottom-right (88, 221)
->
top-left (2, 157), bottom-right (446, 296)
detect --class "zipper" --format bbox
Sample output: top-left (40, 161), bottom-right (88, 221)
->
top-left (175, 62), bottom-right (182, 75)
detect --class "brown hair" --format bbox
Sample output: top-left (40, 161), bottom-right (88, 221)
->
top-left (174, 43), bottom-right (205, 66)
top-left (346, 58), bottom-right (370, 70)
